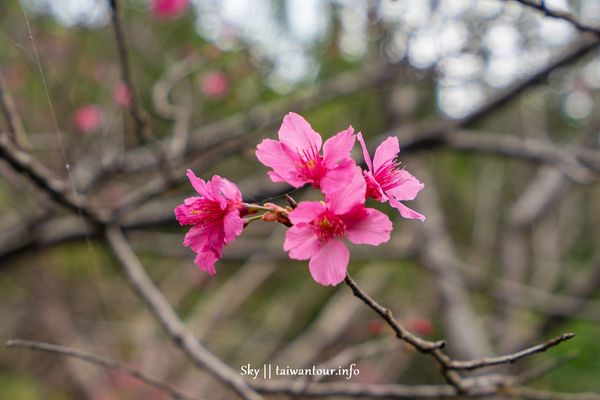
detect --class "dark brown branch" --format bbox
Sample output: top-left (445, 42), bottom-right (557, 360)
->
top-left (5, 339), bottom-right (197, 400)
top-left (344, 272), bottom-right (446, 352)
top-left (446, 333), bottom-right (575, 370)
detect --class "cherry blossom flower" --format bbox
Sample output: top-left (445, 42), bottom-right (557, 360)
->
top-left (283, 167), bottom-right (392, 286)
top-left (256, 112), bottom-right (356, 195)
top-left (150, 0), bottom-right (189, 20)
top-left (175, 170), bottom-right (245, 275)
top-left (71, 105), bottom-right (104, 133)
top-left (357, 133), bottom-right (425, 221)
top-left (200, 71), bottom-right (229, 99)
top-left (112, 81), bottom-right (132, 108)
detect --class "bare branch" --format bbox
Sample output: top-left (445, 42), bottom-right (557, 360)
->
top-left (344, 272), bottom-right (446, 352)
top-left (0, 134), bottom-right (110, 223)
top-left (104, 225), bottom-right (263, 400)
top-left (446, 333), bottom-right (575, 371)
top-left (5, 339), bottom-right (198, 400)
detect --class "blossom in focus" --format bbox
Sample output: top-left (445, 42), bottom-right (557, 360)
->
top-left (113, 81), bottom-right (132, 107)
top-left (357, 133), bottom-right (425, 221)
top-left (150, 0), bottom-right (189, 20)
top-left (283, 167), bottom-right (392, 286)
top-left (174, 170), bottom-right (245, 275)
top-left (72, 105), bottom-right (104, 133)
top-left (200, 71), bottom-right (229, 99)
top-left (256, 112), bottom-right (356, 195)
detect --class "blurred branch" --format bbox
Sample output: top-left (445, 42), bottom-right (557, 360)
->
top-left (510, 0), bottom-right (600, 37)
top-left (253, 379), bottom-right (600, 399)
top-left (104, 225), bottom-right (263, 400)
top-left (394, 37), bottom-right (600, 152)
top-left (108, 0), bottom-right (172, 180)
top-left (0, 72), bottom-right (28, 148)
top-left (0, 134), bottom-right (109, 223)
top-left (5, 339), bottom-right (198, 400)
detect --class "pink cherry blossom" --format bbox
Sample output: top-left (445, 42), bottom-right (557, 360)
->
top-left (200, 71), bottom-right (229, 99)
top-left (174, 170), bottom-right (245, 275)
top-left (283, 167), bottom-right (392, 286)
top-left (113, 81), bottom-right (132, 107)
top-left (357, 133), bottom-right (425, 221)
top-left (256, 112), bottom-right (356, 195)
top-left (71, 105), bottom-right (104, 133)
top-left (150, 0), bottom-right (189, 20)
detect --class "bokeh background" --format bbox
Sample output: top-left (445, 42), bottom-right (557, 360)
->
top-left (1, 0), bottom-right (600, 398)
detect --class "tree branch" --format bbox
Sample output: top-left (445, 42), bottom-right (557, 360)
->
top-left (5, 339), bottom-right (198, 400)
top-left (104, 225), bottom-right (263, 400)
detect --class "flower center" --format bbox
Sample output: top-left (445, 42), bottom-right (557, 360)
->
top-left (188, 199), bottom-right (227, 226)
top-left (313, 211), bottom-right (346, 242)
top-left (373, 157), bottom-right (406, 192)
top-left (295, 142), bottom-right (324, 184)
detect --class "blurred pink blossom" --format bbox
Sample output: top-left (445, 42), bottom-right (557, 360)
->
top-left (408, 317), bottom-right (434, 336)
top-left (150, 0), bottom-right (189, 20)
top-left (71, 105), bottom-right (104, 133)
top-left (112, 81), bottom-right (132, 107)
top-left (200, 70), bottom-right (230, 99)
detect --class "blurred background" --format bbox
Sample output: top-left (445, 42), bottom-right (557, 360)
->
top-left (1, 0), bottom-right (599, 398)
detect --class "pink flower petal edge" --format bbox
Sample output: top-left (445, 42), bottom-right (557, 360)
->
top-left (284, 168), bottom-right (392, 286)
top-left (357, 132), bottom-right (425, 221)
top-left (256, 112), bottom-right (356, 194)
top-left (175, 170), bottom-right (245, 274)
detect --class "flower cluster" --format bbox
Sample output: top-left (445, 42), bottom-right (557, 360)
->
top-left (175, 113), bottom-right (425, 286)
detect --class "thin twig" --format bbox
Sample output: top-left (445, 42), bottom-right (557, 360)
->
top-left (446, 334), bottom-right (575, 370)
top-left (5, 339), bottom-right (198, 400)
top-left (108, 0), bottom-right (172, 181)
top-left (344, 272), bottom-right (446, 352)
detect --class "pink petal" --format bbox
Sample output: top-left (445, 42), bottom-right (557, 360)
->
top-left (284, 223), bottom-right (321, 260)
top-left (388, 197), bottom-right (426, 221)
top-left (319, 158), bottom-right (356, 196)
top-left (372, 136), bottom-right (400, 171)
top-left (345, 208), bottom-right (392, 245)
top-left (194, 249), bottom-right (219, 275)
top-left (322, 126), bottom-right (355, 169)
top-left (184, 225), bottom-right (223, 252)
top-left (384, 170), bottom-right (424, 201)
top-left (223, 209), bottom-right (244, 243)
top-left (278, 113), bottom-right (322, 152)
top-left (207, 175), bottom-right (227, 209)
top-left (256, 139), bottom-right (305, 187)
top-left (219, 177), bottom-right (242, 202)
top-left (326, 166), bottom-right (366, 215)
top-left (308, 239), bottom-right (349, 286)
top-left (289, 201), bottom-right (326, 225)
top-left (174, 202), bottom-right (193, 225)
top-left (186, 169), bottom-right (210, 198)
top-left (356, 132), bottom-right (373, 172)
